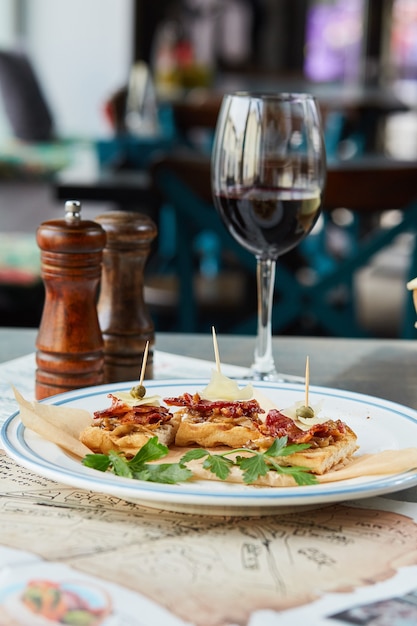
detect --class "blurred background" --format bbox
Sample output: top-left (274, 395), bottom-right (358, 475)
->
top-left (2, 0), bottom-right (416, 140)
top-left (1, 0), bottom-right (417, 338)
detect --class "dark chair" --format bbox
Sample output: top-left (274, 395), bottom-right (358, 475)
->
top-left (318, 158), bottom-right (417, 338)
top-left (150, 151), bottom-right (257, 332)
top-left (0, 49), bottom-right (55, 142)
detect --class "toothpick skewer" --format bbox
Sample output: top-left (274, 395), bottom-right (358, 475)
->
top-left (139, 341), bottom-right (150, 386)
top-left (212, 326), bottom-right (221, 373)
top-left (129, 340), bottom-right (150, 399)
top-left (305, 355), bottom-right (310, 408)
top-left (296, 356), bottom-right (314, 419)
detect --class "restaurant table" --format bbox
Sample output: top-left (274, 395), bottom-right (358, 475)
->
top-left (54, 152), bottom-right (157, 212)
top-left (56, 167), bottom-right (155, 206)
top-left (1, 328), bottom-right (417, 625)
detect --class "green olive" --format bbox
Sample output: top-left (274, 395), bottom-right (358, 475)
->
top-left (296, 405), bottom-right (315, 419)
top-left (130, 384), bottom-right (146, 399)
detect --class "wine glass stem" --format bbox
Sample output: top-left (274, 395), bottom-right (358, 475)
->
top-left (252, 257), bottom-right (277, 377)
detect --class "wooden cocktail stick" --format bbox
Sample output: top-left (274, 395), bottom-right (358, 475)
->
top-left (212, 326), bottom-right (221, 373)
top-left (296, 355), bottom-right (314, 419)
top-left (130, 340), bottom-right (149, 399)
top-left (139, 340), bottom-right (150, 386)
top-left (305, 355), bottom-right (310, 408)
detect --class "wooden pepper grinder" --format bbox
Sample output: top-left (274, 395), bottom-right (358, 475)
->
top-left (35, 201), bottom-right (106, 400)
top-left (95, 211), bottom-right (157, 383)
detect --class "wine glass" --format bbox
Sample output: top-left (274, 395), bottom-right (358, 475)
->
top-left (211, 92), bottom-right (326, 381)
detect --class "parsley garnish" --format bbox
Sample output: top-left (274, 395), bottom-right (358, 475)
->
top-left (82, 436), bottom-right (318, 486)
top-left (180, 436), bottom-right (318, 486)
top-left (83, 438), bottom-right (193, 484)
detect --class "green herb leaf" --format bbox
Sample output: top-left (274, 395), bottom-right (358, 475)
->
top-left (179, 448), bottom-right (210, 465)
top-left (179, 448), bottom-right (234, 479)
top-left (133, 463), bottom-right (193, 484)
top-left (264, 436), bottom-right (289, 456)
top-left (235, 453), bottom-right (270, 484)
top-left (82, 454), bottom-right (111, 472)
top-left (269, 462), bottom-right (318, 486)
top-left (202, 453), bottom-right (234, 481)
top-left (108, 451), bottom-right (133, 478)
top-left (289, 470), bottom-right (318, 486)
top-left (278, 443), bottom-right (312, 456)
top-left (263, 437), bottom-right (311, 458)
top-left (127, 436), bottom-right (169, 470)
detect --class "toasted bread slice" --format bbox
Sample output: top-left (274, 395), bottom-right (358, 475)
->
top-left (175, 417), bottom-right (265, 449)
top-left (80, 413), bottom-right (180, 457)
top-left (273, 424), bottom-right (358, 475)
top-left (174, 410), bottom-right (358, 475)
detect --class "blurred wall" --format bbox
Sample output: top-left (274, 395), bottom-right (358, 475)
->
top-left (0, 0), bottom-right (16, 47)
top-left (17, 0), bottom-right (134, 138)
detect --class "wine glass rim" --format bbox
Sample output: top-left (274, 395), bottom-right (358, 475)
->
top-left (227, 91), bottom-right (317, 102)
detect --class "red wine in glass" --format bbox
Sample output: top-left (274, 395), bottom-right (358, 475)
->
top-left (213, 186), bottom-right (321, 259)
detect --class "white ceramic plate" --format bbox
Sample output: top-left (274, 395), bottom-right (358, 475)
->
top-left (2, 380), bottom-right (417, 516)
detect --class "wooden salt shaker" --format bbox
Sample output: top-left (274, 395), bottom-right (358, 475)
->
top-left (35, 201), bottom-right (106, 400)
top-left (95, 211), bottom-right (157, 383)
